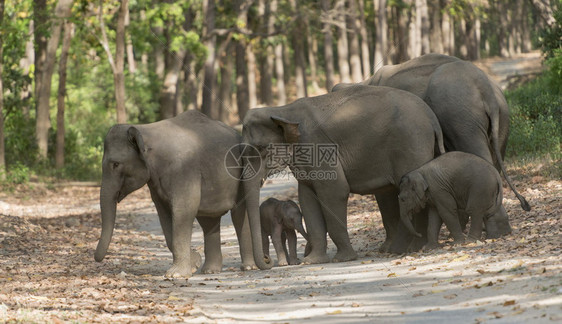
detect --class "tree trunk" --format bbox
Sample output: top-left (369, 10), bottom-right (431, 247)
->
top-left (0, 0), bottom-right (5, 179)
top-left (290, 0), bottom-right (308, 98)
top-left (429, 0), bottom-right (443, 53)
top-left (201, 0), bottom-right (217, 118)
top-left (219, 44), bottom-right (234, 124)
top-left (498, 1), bottom-right (510, 57)
top-left (55, 21), bottom-right (74, 170)
top-left (521, 1), bottom-right (531, 53)
top-left (35, 0), bottom-right (74, 159)
top-left (374, 0), bottom-right (388, 72)
top-left (247, 45), bottom-right (257, 108)
top-left (347, 0), bottom-right (363, 82)
top-left (260, 0), bottom-right (275, 106)
top-left (321, 0), bottom-right (335, 91)
top-left (417, 0), bottom-right (430, 55)
top-left (357, 0), bottom-right (372, 77)
top-left (274, 42), bottom-right (286, 105)
top-left (527, 0), bottom-right (556, 27)
top-left (125, 6), bottom-right (135, 74)
top-left (395, 3), bottom-right (410, 62)
top-left (114, 0), bottom-right (128, 124)
top-left (20, 21), bottom-right (34, 119)
top-left (336, 0), bottom-right (351, 83)
top-left (441, 0), bottom-right (452, 55)
top-left (308, 31), bottom-right (321, 93)
top-left (153, 25), bottom-right (165, 79)
top-left (159, 50), bottom-right (186, 120)
top-left (235, 0), bottom-right (251, 122)
top-left (184, 53), bottom-right (199, 111)
top-left (458, 16), bottom-right (468, 59)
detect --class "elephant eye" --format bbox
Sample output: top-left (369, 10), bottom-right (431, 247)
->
top-left (112, 162), bottom-right (120, 169)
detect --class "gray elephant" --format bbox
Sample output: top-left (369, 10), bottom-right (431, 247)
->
top-left (333, 54), bottom-right (530, 241)
top-left (260, 198), bottom-right (309, 266)
top-left (94, 110), bottom-right (255, 278)
top-left (241, 85), bottom-right (445, 269)
top-left (398, 152), bottom-right (505, 250)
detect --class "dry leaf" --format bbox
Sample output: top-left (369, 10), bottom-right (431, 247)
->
top-left (327, 310), bottom-right (342, 315)
top-left (503, 300), bottom-right (516, 306)
top-left (387, 273), bottom-right (397, 278)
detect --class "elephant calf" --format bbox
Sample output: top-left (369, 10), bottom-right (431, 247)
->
top-left (260, 198), bottom-right (309, 266)
top-left (398, 152), bottom-right (506, 249)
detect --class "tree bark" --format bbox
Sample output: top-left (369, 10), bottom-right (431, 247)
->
top-left (274, 42), bottom-right (286, 105)
top-left (247, 45), bottom-right (257, 108)
top-left (184, 53), bottom-right (199, 111)
top-left (219, 44), bottom-right (234, 123)
top-left (159, 50), bottom-right (186, 120)
top-left (357, 0), bottom-right (372, 77)
top-left (374, 0), bottom-right (388, 72)
top-left (395, 3), bottom-right (410, 62)
top-left (20, 21), bottom-right (34, 119)
top-left (348, 0), bottom-right (363, 82)
top-left (114, 0), bottom-right (128, 123)
top-left (201, 0), bottom-right (218, 118)
top-left (416, 0), bottom-right (430, 55)
top-left (125, 6), bottom-right (135, 74)
top-left (55, 22), bottom-right (74, 170)
top-left (521, 1), bottom-right (532, 53)
top-left (498, 1), bottom-right (510, 57)
top-left (290, 0), bottom-right (308, 98)
top-left (321, 0), bottom-right (335, 90)
top-left (308, 31), bottom-right (321, 93)
top-left (527, 0), bottom-right (556, 27)
top-left (260, 0), bottom-right (275, 106)
top-left (336, 0), bottom-right (351, 83)
top-left (0, 0), bottom-right (5, 179)
top-left (458, 16), bottom-right (468, 59)
top-left (235, 0), bottom-right (252, 121)
top-left (429, 0), bottom-right (443, 54)
top-left (441, 0), bottom-right (452, 55)
top-left (35, 0), bottom-right (74, 159)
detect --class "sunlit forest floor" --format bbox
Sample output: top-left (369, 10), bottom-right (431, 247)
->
top-left (0, 157), bottom-right (559, 323)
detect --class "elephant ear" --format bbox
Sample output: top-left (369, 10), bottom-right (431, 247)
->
top-left (271, 116), bottom-right (300, 144)
top-left (127, 127), bottom-right (148, 161)
top-left (412, 172), bottom-right (429, 202)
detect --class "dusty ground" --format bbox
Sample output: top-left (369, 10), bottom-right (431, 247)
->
top-left (0, 158), bottom-right (560, 323)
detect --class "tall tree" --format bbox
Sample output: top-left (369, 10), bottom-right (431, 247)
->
top-left (374, 0), bottom-right (388, 72)
top-left (274, 41), bottom-right (286, 105)
top-left (528, 0), bottom-right (557, 27)
top-left (429, 0), bottom-right (443, 53)
top-left (347, 0), bottom-right (363, 82)
top-left (0, 0), bottom-right (5, 178)
top-left (416, 0), bottom-right (430, 54)
top-left (55, 21), bottom-right (73, 169)
top-left (235, 0), bottom-right (253, 121)
top-left (336, 0), bottom-right (351, 83)
top-left (290, 0), bottom-right (308, 98)
top-left (441, 0), bottom-right (453, 55)
top-left (34, 0), bottom-right (74, 159)
top-left (357, 0), bottom-right (372, 77)
top-left (201, 0), bottom-right (217, 118)
top-left (260, 0), bottom-right (275, 106)
top-left (321, 0), bottom-right (335, 90)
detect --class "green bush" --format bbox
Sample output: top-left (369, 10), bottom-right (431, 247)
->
top-left (506, 75), bottom-right (562, 158)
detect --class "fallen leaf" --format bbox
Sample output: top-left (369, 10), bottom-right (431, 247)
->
top-left (387, 273), bottom-right (397, 278)
top-left (444, 294), bottom-right (457, 299)
top-left (327, 310), bottom-right (342, 315)
top-left (449, 255), bottom-right (470, 262)
top-left (503, 300), bottom-right (516, 306)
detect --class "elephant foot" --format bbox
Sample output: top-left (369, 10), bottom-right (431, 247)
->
top-left (288, 258), bottom-right (300, 265)
top-left (240, 262), bottom-right (258, 271)
top-left (200, 260), bottom-right (223, 274)
top-left (165, 263), bottom-right (192, 279)
top-left (378, 239), bottom-right (393, 253)
top-left (424, 241), bottom-right (441, 250)
top-left (408, 236), bottom-right (427, 252)
top-left (278, 260), bottom-right (288, 267)
top-left (332, 249), bottom-right (358, 263)
top-left (303, 251), bottom-right (331, 265)
top-left (190, 250), bottom-right (202, 273)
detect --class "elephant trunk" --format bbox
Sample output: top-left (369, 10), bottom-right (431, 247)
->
top-left (400, 209), bottom-right (421, 238)
top-left (296, 220), bottom-right (309, 242)
top-left (94, 182), bottom-right (118, 262)
top-left (243, 174), bottom-right (273, 270)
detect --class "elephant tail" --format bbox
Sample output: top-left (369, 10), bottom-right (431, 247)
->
top-left (489, 101), bottom-right (531, 212)
top-left (430, 113), bottom-right (446, 156)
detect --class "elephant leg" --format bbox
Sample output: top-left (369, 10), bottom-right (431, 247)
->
top-left (196, 216), bottom-right (223, 274)
top-left (408, 208), bottom-right (429, 252)
top-left (299, 183), bottom-right (330, 264)
top-left (426, 207), bottom-right (442, 250)
top-left (467, 212), bottom-right (484, 241)
top-left (286, 230), bottom-right (299, 265)
top-left (433, 196), bottom-right (465, 245)
top-left (281, 231), bottom-right (290, 260)
top-left (152, 196), bottom-right (173, 251)
top-left (314, 182), bottom-right (357, 263)
top-left (230, 204), bottom-right (257, 271)
top-left (261, 229), bottom-right (271, 264)
top-left (271, 225), bottom-right (289, 266)
top-left (378, 189), bottom-right (412, 254)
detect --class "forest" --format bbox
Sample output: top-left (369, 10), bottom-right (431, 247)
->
top-left (0, 0), bottom-right (560, 183)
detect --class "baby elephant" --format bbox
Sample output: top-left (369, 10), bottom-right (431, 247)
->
top-left (398, 152), bottom-right (505, 249)
top-left (260, 198), bottom-right (309, 266)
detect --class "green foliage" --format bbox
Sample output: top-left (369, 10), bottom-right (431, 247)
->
top-left (506, 75), bottom-right (562, 158)
top-left (538, 5), bottom-right (562, 60)
top-left (0, 162), bottom-right (31, 186)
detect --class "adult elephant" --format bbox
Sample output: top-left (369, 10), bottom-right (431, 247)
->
top-left (241, 86), bottom-right (445, 267)
top-left (94, 110), bottom-right (255, 278)
top-left (333, 54), bottom-right (530, 238)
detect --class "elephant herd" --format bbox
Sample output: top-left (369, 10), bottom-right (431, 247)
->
top-left (94, 54), bottom-right (530, 278)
